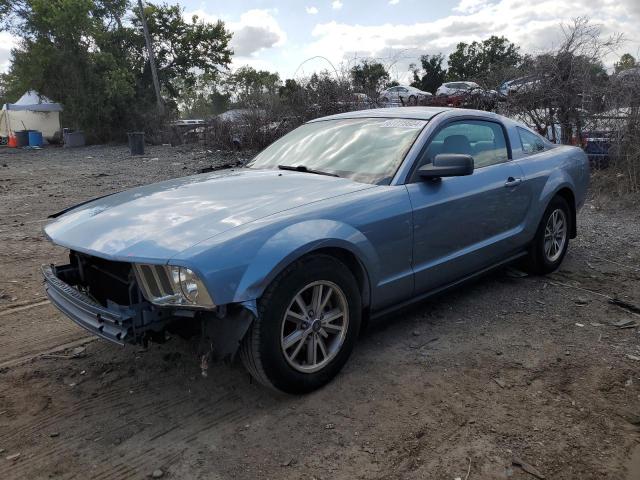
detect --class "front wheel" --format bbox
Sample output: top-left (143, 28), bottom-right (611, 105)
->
top-left (240, 255), bottom-right (361, 394)
top-left (525, 196), bottom-right (571, 274)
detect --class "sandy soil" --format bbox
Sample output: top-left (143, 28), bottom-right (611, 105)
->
top-left (0, 145), bottom-right (638, 480)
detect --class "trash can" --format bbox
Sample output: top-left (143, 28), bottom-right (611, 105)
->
top-left (128, 132), bottom-right (145, 156)
top-left (15, 130), bottom-right (30, 147)
top-left (28, 130), bottom-right (43, 147)
top-left (63, 130), bottom-right (85, 148)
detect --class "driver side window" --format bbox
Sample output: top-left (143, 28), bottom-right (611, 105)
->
top-left (416, 120), bottom-right (509, 173)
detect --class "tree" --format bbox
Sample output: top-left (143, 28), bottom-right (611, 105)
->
top-left (447, 36), bottom-right (521, 85)
top-left (227, 67), bottom-right (281, 97)
top-left (177, 74), bottom-right (229, 118)
top-left (132, 4), bottom-right (232, 99)
top-left (278, 78), bottom-right (305, 105)
top-left (409, 53), bottom-right (446, 94)
top-left (615, 53), bottom-right (637, 73)
top-left (350, 60), bottom-right (389, 98)
top-left (1, 1), bottom-right (232, 141)
top-left (503, 18), bottom-right (620, 144)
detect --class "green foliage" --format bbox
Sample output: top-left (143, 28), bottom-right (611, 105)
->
top-left (225, 66), bottom-right (281, 103)
top-left (178, 74), bottom-right (229, 119)
top-left (1, 0), bottom-right (232, 142)
top-left (615, 53), bottom-right (637, 73)
top-left (350, 60), bottom-right (390, 98)
top-left (410, 54), bottom-right (447, 94)
top-left (447, 36), bottom-right (521, 82)
top-left (133, 4), bottom-right (232, 98)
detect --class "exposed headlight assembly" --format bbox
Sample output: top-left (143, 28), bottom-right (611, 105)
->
top-left (133, 264), bottom-right (214, 308)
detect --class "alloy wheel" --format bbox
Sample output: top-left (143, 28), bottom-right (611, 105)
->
top-left (280, 281), bottom-right (349, 373)
top-left (544, 208), bottom-right (567, 263)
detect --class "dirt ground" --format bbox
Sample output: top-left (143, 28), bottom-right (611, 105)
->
top-left (0, 144), bottom-right (639, 480)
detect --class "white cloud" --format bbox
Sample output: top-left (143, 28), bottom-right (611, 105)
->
top-left (187, 9), bottom-right (286, 58)
top-left (0, 31), bottom-right (16, 73)
top-left (305, 0), bottom-right (640, 81)
top-left (332, 0), bottom-right (343, 10)
top-left (454, 0), bottom-right (489, 14)
top-left (306, 6), bottom-right (319, 15)
top-left (389, 0), bottom-right (400, 5)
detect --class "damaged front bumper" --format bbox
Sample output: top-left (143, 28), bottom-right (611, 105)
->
top-left (42, 263), bottom-right (256, 359)
top-left (42, 264), bottom-right (168, 345)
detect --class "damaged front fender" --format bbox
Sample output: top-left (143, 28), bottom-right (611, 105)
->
top-left (199, 303), bottom-right (256, 362)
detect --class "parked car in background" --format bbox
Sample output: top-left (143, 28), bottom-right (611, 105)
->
top-left (352, 92), bottom-right (374, 106)
top-left (498, 75), bottom-right (541, 98)
top-left (582, 130), bottom-right (612, 169)
top-left (436, 81), bottom-right (481, 97)
top-left (169, 119), bottom-right (205, 146)
top-left (42, 107), bottom-right (589, 394)
top-left (435, 81), bottom-right (497, 109)
top-left (578, 107), bottom-right (631, 169)
top-left (379, 85), bottom-right (432, 105)
top-left (209, 108), bottom-right (267, 149)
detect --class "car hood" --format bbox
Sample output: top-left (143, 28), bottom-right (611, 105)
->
top-left (44, 168), bottom-right (374, 261)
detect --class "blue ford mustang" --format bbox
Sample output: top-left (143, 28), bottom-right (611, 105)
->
top-left (43, 107), bottom-right (589, 393)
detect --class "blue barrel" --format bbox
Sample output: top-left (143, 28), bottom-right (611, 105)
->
top-left (15, 130), bottom-right (29, 147)
top-left (28, 131), bottom-right (43, 147)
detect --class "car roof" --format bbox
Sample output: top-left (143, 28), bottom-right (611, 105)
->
top-left (308, 107), bottom-right (451, 122)
top-left (308, 107), bottom-right (519, 129)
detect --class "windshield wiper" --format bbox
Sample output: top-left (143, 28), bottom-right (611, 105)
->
top-left (278, 164), bottom-right (339, 177)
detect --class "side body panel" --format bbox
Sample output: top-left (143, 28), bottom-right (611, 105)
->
top-left (401, 112), bottom-right (532, 294)
top-left (407, 161), bottom-right (530, 293)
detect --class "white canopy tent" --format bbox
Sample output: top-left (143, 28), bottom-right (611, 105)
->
top-left (0, 90), bottom-right (63, 141)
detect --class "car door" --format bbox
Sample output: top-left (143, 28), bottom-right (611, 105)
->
top-left (405, 119), bottom-right (531, 294)
top-left (386, 87), bottom-right (399, 103)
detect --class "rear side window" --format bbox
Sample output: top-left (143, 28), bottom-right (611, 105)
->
top-left (418, 120), bottom-right (509, 171)
top-left (518, 127), bottom-right (546, 154)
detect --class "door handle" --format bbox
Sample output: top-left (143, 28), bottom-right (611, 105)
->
top-left (505, 177), bottom-right (522, 187)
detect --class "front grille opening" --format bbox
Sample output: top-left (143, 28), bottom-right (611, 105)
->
top-left (66, 251), bottom-right (138, 307)
top-left (156, 267), bottom-right (174, 295)
top-left (139, 264), bottom-right (162, 297)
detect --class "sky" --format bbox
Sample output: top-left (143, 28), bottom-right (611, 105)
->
top-left (183, 0), bottom-right (640, 81)
top-left (1, 0), bottom-right (639, 81)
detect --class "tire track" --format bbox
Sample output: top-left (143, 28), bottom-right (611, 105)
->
top-left (0, 299), bottom-right (50, 317)
top-left (1, 384), bottom-right (252, 480)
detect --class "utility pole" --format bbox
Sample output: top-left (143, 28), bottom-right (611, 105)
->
top-left (137, 0), bottom-right (164, 114)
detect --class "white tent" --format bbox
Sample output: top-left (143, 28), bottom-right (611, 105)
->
top-left (0, 90), bottom-right (63, 141)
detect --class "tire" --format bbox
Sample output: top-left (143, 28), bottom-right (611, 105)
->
top-left (408, 95), bottom-right (416, 105)
top-left (525, 195), bottom-right (571, 274)
top-left (240, 254), bottom-right (362, 394)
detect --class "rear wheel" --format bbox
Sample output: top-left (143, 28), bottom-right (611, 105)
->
top-left (240, 255), bottom-right (361, 394)
top-left (525, 196), bottom-right (571, 274)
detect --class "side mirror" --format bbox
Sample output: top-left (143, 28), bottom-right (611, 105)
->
top-left (418, 153), bottom-right (474, 179)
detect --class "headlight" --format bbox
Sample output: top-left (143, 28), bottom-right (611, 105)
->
top-left (133, 264), bottom-right (214, 308)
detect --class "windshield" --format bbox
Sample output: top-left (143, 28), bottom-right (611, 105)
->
top-left (246, 118), bottom-right (427, 184)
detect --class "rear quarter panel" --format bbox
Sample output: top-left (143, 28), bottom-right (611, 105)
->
top-left (513, 143), bottom-right (589, 241)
